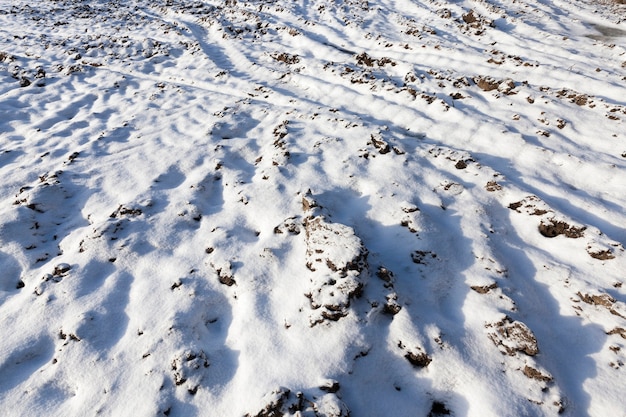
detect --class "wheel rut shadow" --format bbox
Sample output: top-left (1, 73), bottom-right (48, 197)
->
top-left (309, 187), bottom-right (474, 416)
top-left (473, 151), bottom-right (626, 247)
top-left (0, 334), bottom-right (55, 395)
top-left (488, 202), bottom-right (606, 416)
top-left (71, 270), bottom-right (133, 354)
top-left (0, 250), bottom-right (23, 298)
top-left (182, 20), bottom-right (248, 79)
top-left (0, 169), bottom-right (90, 266)
top-left (156, 274), bottom-right (239, 415)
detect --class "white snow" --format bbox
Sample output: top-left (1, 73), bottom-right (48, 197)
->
top-left (1, 0), bottom-right (626, 416)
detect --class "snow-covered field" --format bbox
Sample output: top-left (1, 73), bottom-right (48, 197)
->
top-left (1, 0), bottom-right (625, 415)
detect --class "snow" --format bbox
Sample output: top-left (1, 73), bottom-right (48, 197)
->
top-left (1, 0), bottom-right (626, 416)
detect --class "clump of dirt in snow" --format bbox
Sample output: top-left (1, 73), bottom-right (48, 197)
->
top-left (471, 282), bottom-right (498, 294)
top-left (211, 261), bottom-right (236, 286)
top-left (110, 204), bottom-right (143, 218)
top-left (507, 195), bottom-right (587, 238)
top-left (428, 400), bottom-right (452, 417)
top-left (246, 386), bottom-right (350, 417)
top-left (473, 76), bottom-right (517, 94)
top-left (170, 350), bottom-right (210, 395)
top-left (578, 292), bottom-right (626, 318)
top-left (355, 52), bottom-right (396, 67)
top-left (587, 247), bottom-right (615, 260)
top-left (607, 327), bottom-right (626, 339)
top-left (303, 213), bottom-right (368, 326)
top-left (273, 217), bottom-right (301, 235)
top-left (523, 365), bottom-right (553, 382)
top-left (485, 180), bottom-right (503, 192)
top-left (272, 52), bottom-right (300, 65)
top-left (299, 192), bottom-right (369, 326)
top-left (507, 195), bottom-right (551, 216)
top-left (405, 350), bottom-right (432, 368)
top-left (458, 9), bottom-right (495, 35)
top-left (398, 340), bottom-right (432, 368)
top-left (487, 316), bottom-right (539, 356)
top-left (538, 219), bottom-right (586, 238)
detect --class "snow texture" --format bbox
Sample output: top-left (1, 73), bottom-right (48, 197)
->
top-left (1, 0), bottom-right (626, 416)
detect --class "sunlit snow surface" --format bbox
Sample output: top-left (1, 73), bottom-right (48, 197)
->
top-left (1, 0), bottom-right (625, 416)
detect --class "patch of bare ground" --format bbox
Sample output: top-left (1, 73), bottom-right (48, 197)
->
top-left (523, 365), bottom-right (553, 382)
top-left (302, 194), bottom-right (368, 326)
top-left (587, 248), bottom-right (615, 260)
top-left (487, 317), bottom-right (539, 356)
top-left (246, 386), bottom-right (350, 417)
top-left (607, 328), bottom-right (626, 339)
top-left (578, 292), bottom-right (626, 319)
top-left (471, 283), bottom-right (498, 294)
top-left (538, 219), bottom-right (586, 238)
top-left (398, 341), bottom-right (432, 368)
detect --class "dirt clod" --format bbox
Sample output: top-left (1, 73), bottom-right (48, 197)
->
top-left (429, 401), bottom-right (451, 416)
top-left (578, 292), bottom-right (615, 307)
top-left (488, 317), bottom-right (539, 356)
top-left (607, 328), bottom-right (626, 339)
top-left (538, 219), bottom-right (585, 238)
top-left (53, 263), bottom-right (71, 276)
top-left (462, 10), bottom-right (478, 24)
top-left (471, 283), bottom-right (497, 294)
top-left (587, 249), bottom-right (615, 260)
top-left (485, 181), bottom-right (502, 191)
top-left (272, 52), bottom-right (299, 65)
top-left (405, 350), bottom-right (432, 368)
top-left (523, 365), bottom-right (552, 382)
top-left (474, 76), bottom-right (500, 91)
top-left (319, 380), bottom-right (340, 393)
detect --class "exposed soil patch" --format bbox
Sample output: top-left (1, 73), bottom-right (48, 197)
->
top-left (428, 400), bottom-right (451, 416)
top-left (110, 205), bottom-right (143, 218)
top-left (538, 219), bottom-right (585, 238)
top-left (523, 365), bottom-right (552, 382)
top-left (384, 293), bottom-right (402, 315)
top-left (405, 350), bottom-right (432, 368)
top-left (303, 209), bottom-right (368, 326)
top-left (170, 350), bottom-right (209, 392)
top-left (471, 283), bottom-right (497, 294)
top-left (578, 292), bottom-right (626, 318)
top-left (587, 248), bottom-right (615, 260)
top-left (485, 181), bottom-right (502, 192)
top-left (246, 387), bottom-right (349, 417)
top-left (487, 317), bottom-right (539, 356)
top-left (474, 76), bottom-right (500, 91)
top-left (608, 328), bottom-right (626, 339)
top-left (455, 160), bottom-right (467, 169)
top-left (376, 266), bottom-right (394, 284)
top-left (272, 52), bottom-right (299, 65)
top-left (578, 292), bottom-right (615, 307)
